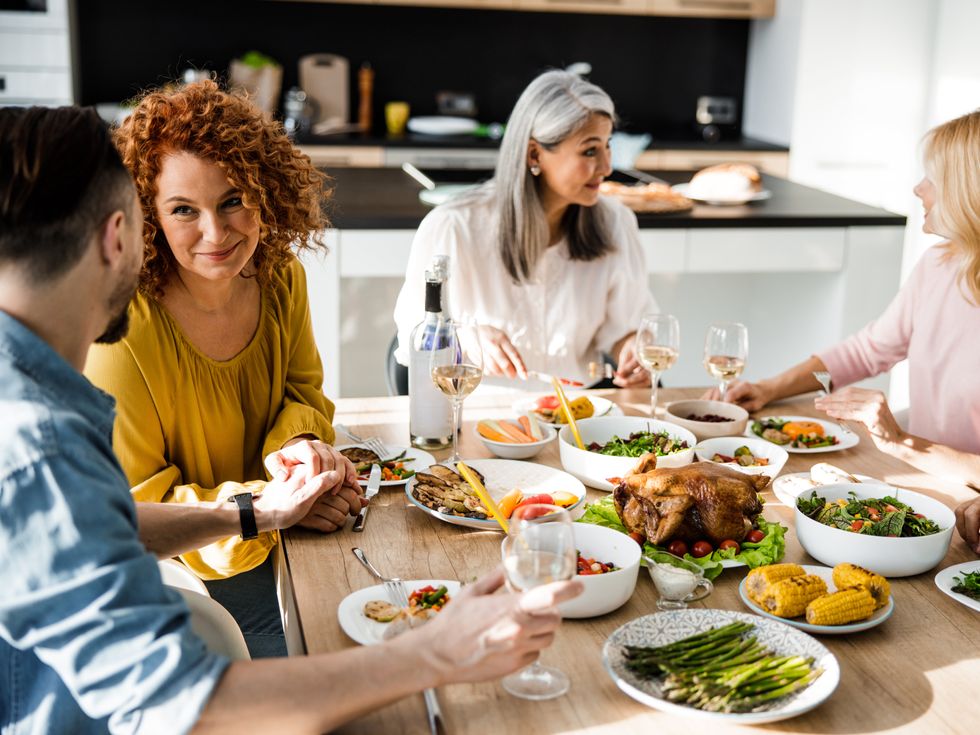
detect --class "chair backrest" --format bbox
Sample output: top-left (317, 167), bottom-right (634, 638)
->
top-left (158, 559), bottom-right (210, 596)
top-left (174, 588), bottom-right (251, 660)
top-left (385, 333), bottom-right (409, 396)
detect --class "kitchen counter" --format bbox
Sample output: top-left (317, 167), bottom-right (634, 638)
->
top-left (324, 167), bottom-right (905, 229)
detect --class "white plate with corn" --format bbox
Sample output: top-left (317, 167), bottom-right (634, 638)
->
top-left (738, 563), bottom-right (894, 635)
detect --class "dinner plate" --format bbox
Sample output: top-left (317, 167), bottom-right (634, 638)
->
top-left (602, 609), bottom-right (839, 723)
top-left (336, 444), bottom-right (435, 487)
top-left (406, 116), bottom-right (479, 136)
top-left (511, 394), bottom-right (615, 427)
top-left (337, 579), bottom-right (462, 645)
top-left (738, 564), bottom-right (895, 634)
top-left (934, 561), bottom-right (980, 613)
top-left (406, 458), bottom-right (587, 530)
top-left (671, 183), bottom-right (773, 206)
top-left (771, 472), bottom-right (886, 507)
top-left (746, 416), bottom-right (860, 454)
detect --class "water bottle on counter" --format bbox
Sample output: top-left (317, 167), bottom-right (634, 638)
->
top-left (408, 255), bottom-right (453, 450)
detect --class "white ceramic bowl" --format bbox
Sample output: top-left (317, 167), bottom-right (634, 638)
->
top-left (794, 483), bottom-right (955, 577)
top-left (559, 523), bottom-right (642, 618)
top-left (474, 421), bottom-right (556, 460)
top-left (694, 436), bottom-right (789, 478)
top-left (663, 399), bottom-right (749, 441)
top-left (558, 416), bottom-right (696, 491)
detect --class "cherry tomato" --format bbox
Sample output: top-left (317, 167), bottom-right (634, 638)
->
top-left (745, 529), bottom-right (765, 544)
top-left (691, 541), bottom-right (713, 558)
top-left (849, 520), bottom-right (865, 532)
top-left (628, 531), bottom-right (646, 545)
top-left (514, 505), bottom-right (554, 520)
top-left (666, 540), bottom-right (688, 557)
top-left (719, 539), bottom-right (740, 553)
top-left (884, 504), bottom-right (899, 513)
top-left (535, 396), bottom-right (560, 411)
top-left (516, 493), bottom-right (556, 509)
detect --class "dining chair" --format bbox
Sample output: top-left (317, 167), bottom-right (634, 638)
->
top-left (385, 333), bottom-right (409, 397)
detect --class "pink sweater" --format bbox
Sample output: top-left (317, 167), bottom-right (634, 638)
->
top-left (819, 245), bottom-right (980, 454)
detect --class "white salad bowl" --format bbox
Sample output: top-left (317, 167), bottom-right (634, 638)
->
top-left (474, 422), bottom-right (557, 460)
top-left (794, 483), bottom-right (955, 577)
top-left (694, 436), bottom-right (788, 479)
top-left (663, 399), bottom-right (749, 441)
top-left (559, 523), bottom-right (642, 618)
top-left (558, 416), bottom-right (696, 491)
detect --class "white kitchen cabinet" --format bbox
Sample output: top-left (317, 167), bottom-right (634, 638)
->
top-left (0, 0), bottom-right (73, 107)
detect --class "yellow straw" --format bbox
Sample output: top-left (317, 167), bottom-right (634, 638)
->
top-left (456, 461), bottom-right (509, 533)
top-left (552, 377), bottom-right (586, 450)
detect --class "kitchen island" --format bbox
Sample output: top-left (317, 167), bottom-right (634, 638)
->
top-left (303, 168), bottom-right (906, 398)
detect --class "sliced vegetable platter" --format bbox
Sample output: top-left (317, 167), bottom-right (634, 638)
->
top-left (746, 416), bottom-right (859, 454)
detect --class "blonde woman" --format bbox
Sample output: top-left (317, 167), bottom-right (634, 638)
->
top-left (710, 110), bottom-right (980, 499)
top-left (393, 70), bottom-right (656, 388)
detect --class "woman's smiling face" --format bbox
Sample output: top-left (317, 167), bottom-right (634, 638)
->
top-left (531, 113), bottom-right (614, 209)
top-left (154, 151), bottom-right (260, 284)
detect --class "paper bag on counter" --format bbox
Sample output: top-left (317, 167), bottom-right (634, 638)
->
top-left (229, 54), bottom-right (283, 120)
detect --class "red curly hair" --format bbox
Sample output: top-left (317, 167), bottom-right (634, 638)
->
top-left (113, 80), bottom-right (330, 298)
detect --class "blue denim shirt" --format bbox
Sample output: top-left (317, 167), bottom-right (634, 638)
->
top-left (0, 312), bottom-right (229, 735)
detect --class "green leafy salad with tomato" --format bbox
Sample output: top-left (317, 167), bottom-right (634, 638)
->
top-left (796, 491), bottom-right (943, 537)
top-left (951, 570), bottom-right (980, 601)
top-left (576, 495), bottom-right (786, 580)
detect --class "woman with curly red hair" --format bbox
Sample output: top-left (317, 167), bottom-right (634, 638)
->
top-left (85, 80), bottom-right (364, 657)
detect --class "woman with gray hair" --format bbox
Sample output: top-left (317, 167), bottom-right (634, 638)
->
top-left (394, 70), bottom-right (656, 388)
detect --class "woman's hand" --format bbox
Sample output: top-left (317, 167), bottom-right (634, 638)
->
top-left (814, 387), bottom-right (904, 450)
top-left (612, 337), bottom-right (651, 388)
top-left (702, 381), bottom-right (772, 412)
top-left (955, 496), bottom-right (980, 555)
top-left (477, 325), bottom-right (527, 380)
top-left (265, 438), bottom-right (361, 490)
top-left (296, 486), bottom-right (368, 533)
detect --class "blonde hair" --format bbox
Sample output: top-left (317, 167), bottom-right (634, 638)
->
top-left (923, 109), bottom-right (980, 304)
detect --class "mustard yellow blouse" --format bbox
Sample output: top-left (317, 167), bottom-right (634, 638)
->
top-left (85, 257), bottom-right (335, 580)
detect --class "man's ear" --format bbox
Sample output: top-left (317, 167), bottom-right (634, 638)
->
top-left (98, 210), bottom-right (127, 267)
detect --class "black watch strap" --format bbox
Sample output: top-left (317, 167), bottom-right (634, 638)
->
top-left (229, 492), bottom-right (258, 540)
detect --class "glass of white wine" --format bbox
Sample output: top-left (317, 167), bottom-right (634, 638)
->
top-left (703, 322), bottom-right (748, 401)
top-left (635, 313), bottom-right (680, 416)
top-left (429, 319), bottom-right (483, 464)
top-left (500, 504), bottom-right (576, 700)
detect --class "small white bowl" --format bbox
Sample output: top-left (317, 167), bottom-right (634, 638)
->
top-left (794, 483), bottom-right (955, 577)
top-left (559, 523), bottom-right (642, 618)
top-left (474, 421), bottom-right (556, 460)
top-left (694, 436), bottom-right (789, 478)
top-left (558, 416), bottom-right (696, 491)
top-left (663, 399), bottom-right (749, 441)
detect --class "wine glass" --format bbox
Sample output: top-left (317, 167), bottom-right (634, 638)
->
top-left (703, 322), bottom-right (748, 401)
top-left (429, 319), bottom-right (483, 464)
top-left (500, 504), bottom-right (576, 700)
top-left (634, 313), bottom-right (680, 416)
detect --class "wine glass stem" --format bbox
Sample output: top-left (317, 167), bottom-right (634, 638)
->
top-left (649, 371), bottom-right (661, 416)
top-left (720, 379), bottom-right (730, 402)
top-left (450, 398), bottom-right (463, 462)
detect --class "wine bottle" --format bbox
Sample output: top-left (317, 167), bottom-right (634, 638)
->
top-left (408, 256), bottom-right (453, 449)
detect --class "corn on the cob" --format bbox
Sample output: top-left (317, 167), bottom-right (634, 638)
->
top-left (832, 563), bottom-right (890, 610)
top-left (761, 574), bottom-right (828, 618)
top-left (805, 586), bottom-right (875, 625)
top-left (746, 563), bottom-right (806, 603)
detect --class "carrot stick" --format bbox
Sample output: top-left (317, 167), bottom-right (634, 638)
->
top-left (497, 421), bottom-right (535, 443)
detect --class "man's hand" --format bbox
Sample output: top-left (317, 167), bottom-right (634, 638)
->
top-left (408, 568), bottom-right (582, 685)
top-left (814, 387), bottom-right (903, 451)
top-left (613, 337), bottom-right (651, 388)
top-left (477, 325), bottom-right (527, 380)
top-left (253, 468), bottom-right (348, 532)
top-left (702, 380), bottom-right (772, 412)
top-left (266, 438), bottom-right (361, 490)
top-left (955, 496), bottom-right (980, 555)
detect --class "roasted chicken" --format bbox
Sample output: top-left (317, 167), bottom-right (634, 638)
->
top-left (612, 453), bottom-right (768, 545)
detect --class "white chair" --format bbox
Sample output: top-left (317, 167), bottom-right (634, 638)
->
top-left (158, 560), bottom-right (250, 660)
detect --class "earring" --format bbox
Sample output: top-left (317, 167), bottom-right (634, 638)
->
top-left (530, 165), bottom-right (541, 176)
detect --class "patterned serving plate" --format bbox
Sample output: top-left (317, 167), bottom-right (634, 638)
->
top-left (602, 609), bottom-right (840, 724)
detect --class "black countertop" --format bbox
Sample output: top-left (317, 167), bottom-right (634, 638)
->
top-left (324, 168), bottom-right (906, 230)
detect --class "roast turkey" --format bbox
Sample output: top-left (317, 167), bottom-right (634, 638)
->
top-left (612, 453), bottom-right (768, 545)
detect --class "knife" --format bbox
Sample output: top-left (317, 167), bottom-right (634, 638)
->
top-left (352, 463), bottom-right (381, 533)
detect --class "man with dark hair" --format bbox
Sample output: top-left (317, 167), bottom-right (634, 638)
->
top-left (0, 106), bottom-right (580, 734)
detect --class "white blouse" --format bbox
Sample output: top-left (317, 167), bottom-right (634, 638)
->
top-left (393, 193), bottom-right (657, 386)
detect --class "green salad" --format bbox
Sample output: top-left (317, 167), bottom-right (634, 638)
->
top-left (588, 430), bottom-right (688, 458)
top-left (577, 495), bottom-right (786, 580)
top-left (951, 570), bottom-right (980, 601)
top-left (796, 491), bottom-right (943, 537)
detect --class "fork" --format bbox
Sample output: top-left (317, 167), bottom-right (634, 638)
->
top-left (335, 424), bottom-right (391, 459)
top-left (352, 548), bottom-right (447, 734)
top-left (812, 371), bottom-right (856, 437)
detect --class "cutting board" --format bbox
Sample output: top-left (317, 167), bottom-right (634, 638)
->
top-left (299, 53), bottom-right (349, 127)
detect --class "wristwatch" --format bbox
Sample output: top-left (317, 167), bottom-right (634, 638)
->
top-left (228, 492), bottom-right (258, 540)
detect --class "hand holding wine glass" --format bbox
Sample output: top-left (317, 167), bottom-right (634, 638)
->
top-left (703, 322), bottom-right (748, 402)
top-left (635, 313), bottom-right (680, 416)
top-left (500, 504), bottom-right (576, 700)
top-left (430, 319), bottom-right (484, 464)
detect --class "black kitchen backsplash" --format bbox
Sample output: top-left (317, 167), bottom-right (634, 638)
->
top-left (76, 0), bottom-right (749, 139)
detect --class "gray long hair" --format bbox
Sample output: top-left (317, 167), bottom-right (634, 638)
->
top-left (463, 70), bottom-right (618, 283)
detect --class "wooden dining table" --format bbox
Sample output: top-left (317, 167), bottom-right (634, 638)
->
top-left (282, 387), bottom-right (980, 734)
